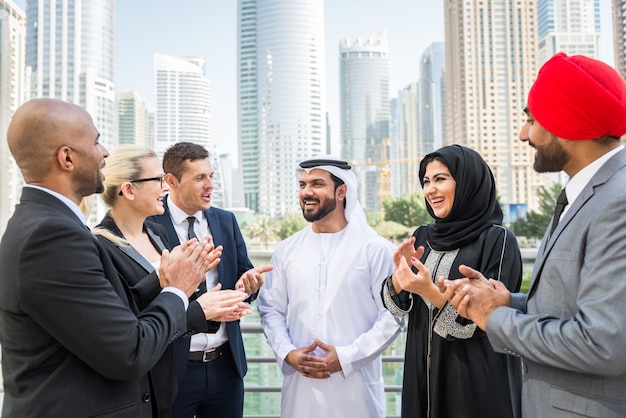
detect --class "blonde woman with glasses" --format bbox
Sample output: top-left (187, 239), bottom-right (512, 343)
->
top-left (93, 145), bottom-right (250, 417)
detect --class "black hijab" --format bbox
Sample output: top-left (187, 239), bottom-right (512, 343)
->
top-left (419, 145), bottom-right (503, 251)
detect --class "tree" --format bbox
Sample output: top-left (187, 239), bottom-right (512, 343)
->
top-left (511, 182), bottom-right (563, 238)
top-left (373, 220), bottom-right (413, 241)
top-left (366, 211), bottom-right (382, 228)
top-left (276, 213), bottom-right (308, 240)
top-left (245, 215), bottom-right (279, 249)
top-left (382, 192), bottom-right (431, 228)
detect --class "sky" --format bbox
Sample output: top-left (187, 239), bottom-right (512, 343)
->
top-left (14, 0), bottom-right (616, 163)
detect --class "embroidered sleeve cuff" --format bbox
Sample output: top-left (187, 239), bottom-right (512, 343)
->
top-left (382, 276), bottom-right (412, 316)
top-left (433, 302), bottom-right (476, 339)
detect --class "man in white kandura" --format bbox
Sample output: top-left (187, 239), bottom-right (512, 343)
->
top-left (258, 155), bottom-right (403, 418)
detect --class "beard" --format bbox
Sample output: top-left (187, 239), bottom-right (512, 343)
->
top-left (533, 135), bottom-right (570, 173)
top-left (94, 178), bottom-right (105, 194)
top-left (301, 196), bottom-right (338, 222)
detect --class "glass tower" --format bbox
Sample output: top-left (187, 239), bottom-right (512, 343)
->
top-left (340, 30), bottom-right (389, 212)
top-left (0, 0), bottom-right (26, 236)
top-left (419, 42), bottom-right (445, 155)
top-left (154, 53), bottom-right (211, 157)
top-left (237, 0), bottom-right (259, 212)
top-left (25, 0), bottom-right (115, 150)
top-left (238, 0), bottom-right (325, 216)
top-left (116, 90), bottom-right (149, 146)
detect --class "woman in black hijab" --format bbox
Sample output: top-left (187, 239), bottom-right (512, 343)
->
top-left (382, 145), bottom-right (522, 418)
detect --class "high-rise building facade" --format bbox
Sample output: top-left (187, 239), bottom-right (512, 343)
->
top-left (237, 0), bottom-right (259, 212)
top-left (238, 0), bottom-right (325, 216)
top-left (25, 0), bottom-right (116, 149)
top-left (538, 0), bottom-right (601, 64)
top-left (340, 30), bottom-right (389, 212)
top-left (613, 0), bottom-right (626, 79)
top-left (116, 90), bottom-right (149, 146)
top-left (0, 0), bottom-right (26, 235)
top-left (397, 83), bottom-right (420, 197)
top-left (154, 53), bottom-right (211, 157)
top-left (445, 0), bottom-right (544, 216)
top-left (418, 42), bottom-right (445, 155)
top-left (389, 97), bottom-right (401, 198)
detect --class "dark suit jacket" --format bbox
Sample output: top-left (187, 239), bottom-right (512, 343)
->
top-left (149, 199), bottom-right (255, 380)
top-left (95, 214), bottom-right (180, 418)
top-left (0, 187), bottom-right (187, 418)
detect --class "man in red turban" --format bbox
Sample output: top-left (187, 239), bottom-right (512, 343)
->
top-left (443, 53), bottom-right (626, 418)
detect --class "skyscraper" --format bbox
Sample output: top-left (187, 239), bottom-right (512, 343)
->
top-left (237, 0), bottom-right (325, 216)
top-left (154, 53), bottom-right (211, 157)
top-left (25, 0), bottom-right (116, 149)
top-left (537, 0), bottom-right (601, 64)
top-left (340, 30), bottom-right (390, 212)
top-left (237, 0), bottom-right (259, 212)
top-left (0, 0), bottom-right (26, 235)
top-left (116, 90), bottom-right (150, 146)
top-left (418, 42), bottom-right (445, 155)
top-left (396, 83), bottom-right (420, 197)
top-left (445, 0), bottom-right (544, 215)
top-left (612, 0), bottom-right (626, 78)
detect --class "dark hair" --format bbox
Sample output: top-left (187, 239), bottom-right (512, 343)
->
top-left (329, 172), bottom-right (347, 208)
top-left (329, 172), bottom-right (345, 190)
top-left (163, 142), bottom-right (210, 180)
top-left (419, 154), bottom-right (449, 186)
top-left (595, 135), bottom-right (621, 146)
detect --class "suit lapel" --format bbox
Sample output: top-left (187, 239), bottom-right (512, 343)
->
top-left (154, 198), bottom-right (181, 246)
top-left (529, 149), bottom-right (626, 297)
top-left (529, 187), bottom-right (594, 297)
top-left (205, 209), bottom-right (225, 281)
top-left (99, 213), bottom-right (164, 273)
top-left (21, 187), bottom-right (86, 228)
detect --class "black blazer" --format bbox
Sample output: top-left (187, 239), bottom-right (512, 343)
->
top-left (0, 188), bottom-right (186, 418)
top-left (149, 198), bottom-right (255, 380)
top-left (95, 214), bottom-right (182, 418)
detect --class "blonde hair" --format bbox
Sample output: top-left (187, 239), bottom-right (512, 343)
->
top-left (93, 145), bottom-right (159, 247)
top-left (100, 145), bottom-right (159, 207)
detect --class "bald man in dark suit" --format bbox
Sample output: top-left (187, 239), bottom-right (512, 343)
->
top-left (0, 99), bottom-right (213, 417)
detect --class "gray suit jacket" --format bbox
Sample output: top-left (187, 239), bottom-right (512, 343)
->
top-left (487, 148), bottom-right (626, 417)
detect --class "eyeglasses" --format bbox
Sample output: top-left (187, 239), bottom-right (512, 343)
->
top-left (132, 173), bottom-right (166, 187)
top-left (118, 173), bottom-right (166, 195)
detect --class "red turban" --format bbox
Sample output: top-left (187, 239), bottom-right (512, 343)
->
top-left (528, 52), bottom-right (626, 140)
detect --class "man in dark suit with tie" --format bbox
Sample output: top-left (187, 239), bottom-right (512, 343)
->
top-left (0, 99), bottom-right (213, 417)
top-left (149, 142), bottom-right (272, 418)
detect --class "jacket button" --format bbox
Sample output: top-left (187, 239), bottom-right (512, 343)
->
top-left (143, 392), bottom-right (151, 403)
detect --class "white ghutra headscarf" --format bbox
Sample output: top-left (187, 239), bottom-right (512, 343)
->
top-left (295, 154), bottom-right (368, 227)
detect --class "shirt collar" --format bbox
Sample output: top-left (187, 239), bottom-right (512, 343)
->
top-left (166, 194), bottom-right (203, 226)
top-left (25, 185), bottom-right (87, 225)
top-left (564, 145), bottom-right (624, 206)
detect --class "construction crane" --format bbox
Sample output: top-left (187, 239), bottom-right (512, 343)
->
top-left (350, 138), bottom-right (423, 218)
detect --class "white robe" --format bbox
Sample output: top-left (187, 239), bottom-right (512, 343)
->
top-left (258, 221), bottom-right (403, 418)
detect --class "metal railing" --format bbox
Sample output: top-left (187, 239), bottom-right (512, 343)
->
top-left (0, 325), bottom-right (404, 418)
top-left (241, 322), bottom-right (403, 418)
